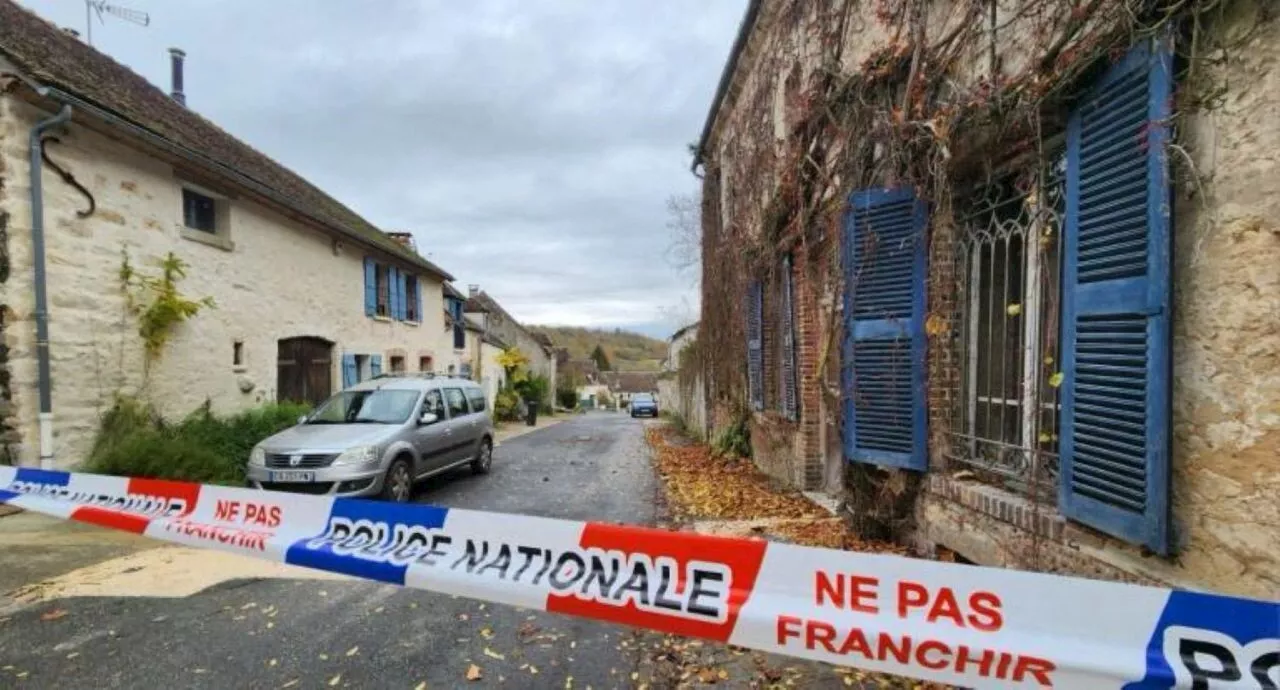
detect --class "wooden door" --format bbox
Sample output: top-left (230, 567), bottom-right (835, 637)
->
top-left (277, 337), bottom-right (333, 406)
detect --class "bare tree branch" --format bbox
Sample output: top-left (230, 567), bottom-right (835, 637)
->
top-left (664, 191), bottom-right (702, 276)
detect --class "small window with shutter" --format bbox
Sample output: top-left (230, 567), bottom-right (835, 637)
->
top-left (375, 265), bottom-right (390, 317)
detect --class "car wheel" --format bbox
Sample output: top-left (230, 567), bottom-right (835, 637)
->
top-left (381, 457), bottom-right (413, 503)
top-left (470, 438), bottom-right (493, 475)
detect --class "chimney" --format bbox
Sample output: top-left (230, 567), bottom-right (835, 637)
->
top-left (63, 28), bottom-right (80, 38)
top-left (468, 284), bottom-right (480, 297)
top-left (386, 232), bottom-right (417, 251)
top-left (168, 48), bottom-right (186, 105)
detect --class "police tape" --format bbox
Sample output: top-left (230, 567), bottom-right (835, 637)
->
top-left (1, 466), bottom-right (1275, 689)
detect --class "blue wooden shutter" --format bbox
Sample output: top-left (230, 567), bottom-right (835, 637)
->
top-left (1060, 34), bottom-right (1174, 554)
top-left (413, 276), bottom-right (423, 322)
top-left (779, 255), bottom-right (798, 421)
top-left (370, 355), bottom-right (382, 378)
top-left (841, 187), bottom-right (928, 470)
top-left (341, 354), bottom-right (357, 389)
top-left (745, 280), bottom-right (764, 411)
top-left (363, 258), bottom-right (376, 316)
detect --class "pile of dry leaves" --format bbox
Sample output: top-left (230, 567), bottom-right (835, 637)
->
top-left (645, 426), bottom-right (826, 522)
top-left (644, 423), bottom-right (944, 689)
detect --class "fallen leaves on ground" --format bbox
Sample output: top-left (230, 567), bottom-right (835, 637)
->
top-left (770, 518), bottom-right (906, 555)
top-left (39, 609), bottom-right (68, 622)
top-left (643, 427), bottom-right (951, 689)
top-left (645, 426), bottom-right (825, 521)
top-left (466, 664), bottom-right (483, 681)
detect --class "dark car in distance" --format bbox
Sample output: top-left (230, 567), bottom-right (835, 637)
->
top-left (629, 393), bottom-right (658, 418)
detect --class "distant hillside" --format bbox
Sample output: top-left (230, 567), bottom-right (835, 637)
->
top-left (530, 326), bottom-right (666, 372)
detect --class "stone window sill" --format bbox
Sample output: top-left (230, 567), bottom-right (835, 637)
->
top-left (402, 320), bottom-right (420, 327)
top-left (180, 226), bottom-right (234, 251)
top-left (372, 315), bottom-right (392, 323)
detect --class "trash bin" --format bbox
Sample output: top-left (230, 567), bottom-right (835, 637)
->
top-left (525, 399), bottom-right (539, 426)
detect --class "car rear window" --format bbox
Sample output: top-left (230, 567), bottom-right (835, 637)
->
top-left (444, 388), bottom-right (469, 417)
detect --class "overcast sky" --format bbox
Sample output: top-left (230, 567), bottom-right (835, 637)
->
top-left (19, 0), bottom-right (740, 338)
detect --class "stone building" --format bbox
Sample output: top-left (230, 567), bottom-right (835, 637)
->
top-left (462, 313), bottom-right (508, 411)
top-left (463, 286), bottom-right (557, 395)
top-left (658, 323), bottom-right (707, 436)
top-left (663, 322), bottom-right (699, 373)
top-left (693, 0), bottom-right (1278, 599)
top-left (0, 2), bottom-right (459, 468)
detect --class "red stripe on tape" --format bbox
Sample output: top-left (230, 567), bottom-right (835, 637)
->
top-left (71, 505), bottom-right (151, 534)
top-left (546, 523), bottom-right (767, 642)
top-left (127, 477), bottom-right (200, 516)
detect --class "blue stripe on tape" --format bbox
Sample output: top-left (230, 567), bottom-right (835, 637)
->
top-left (14, 468), bottom-right (71, 486)
top-left (1125, 590), bottom-right (1280, 689)
top-left (284, 498), bottom-right (450, 586)
top-left (0, 489), bottom-right (17, 504)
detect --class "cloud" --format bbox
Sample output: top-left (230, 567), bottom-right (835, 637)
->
top-left (24, 0), bottom-right (741, 335)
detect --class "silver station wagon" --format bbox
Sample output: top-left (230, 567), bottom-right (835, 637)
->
top-left (246, 375), bottom-right (494, 502)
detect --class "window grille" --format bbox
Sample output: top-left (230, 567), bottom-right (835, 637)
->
top-left (948, 162), bottom-right (1065, 497)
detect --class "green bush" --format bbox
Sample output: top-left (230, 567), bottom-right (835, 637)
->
top-left (84, 396), bottom-right (310, 485)
top-left (514, 374), bottom-right (550, 405)
top-left (556, 388), bottom-right (578, 410)
top-left (494, 389), bottom-right (521, 422)
top-left (711, 413), bottom-right (751, 459)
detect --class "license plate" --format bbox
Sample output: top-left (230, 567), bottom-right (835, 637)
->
top-left (269, 470), bottom-right (315, 483)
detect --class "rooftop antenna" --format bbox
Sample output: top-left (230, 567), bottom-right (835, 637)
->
top-left (84, 0), bottom-right (150, 47)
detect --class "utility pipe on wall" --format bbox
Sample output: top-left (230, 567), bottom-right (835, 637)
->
top-left (29, 104), bottom-right (72, 469)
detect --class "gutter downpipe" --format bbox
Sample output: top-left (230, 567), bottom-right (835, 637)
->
top-left (29, 104), bottom-right (73, 469)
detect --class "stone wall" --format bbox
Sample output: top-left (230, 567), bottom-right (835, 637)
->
top-left (0, 94), bottom-right (450, 468)
top-left (1159, 1), bottom-right (1280, 598)
top-left (701, 0), bottom-right (1279, 598)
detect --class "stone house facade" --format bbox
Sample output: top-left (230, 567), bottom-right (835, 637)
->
top-left (463, 286), bottom-right (557, 395)
top-left (604, 372), bottom-right (658, 407)
top-left (0, 2), bottom-right (459, 469)
top-left (694, 0), bottom-right (1278, 599)
top-left (462, 314), bottom-right (507, 412)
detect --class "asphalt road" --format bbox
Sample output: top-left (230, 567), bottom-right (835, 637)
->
top-left (0, 412), bottom-right (664, 689)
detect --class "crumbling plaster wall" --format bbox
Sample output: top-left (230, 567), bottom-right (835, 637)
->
top-left (1161, 0), bottom-right (1279, 598)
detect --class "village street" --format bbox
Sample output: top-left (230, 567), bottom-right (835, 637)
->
top-left (0, 414), bottom-right (869, 690)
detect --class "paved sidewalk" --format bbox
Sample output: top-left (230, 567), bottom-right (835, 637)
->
top-left (493, 414), bottom-right (564, 445)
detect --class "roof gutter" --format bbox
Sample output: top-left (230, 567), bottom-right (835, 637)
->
top-left (691, 0), bottom-right (763, 174)
top-left (13, 80), bottom-right (453, 282)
